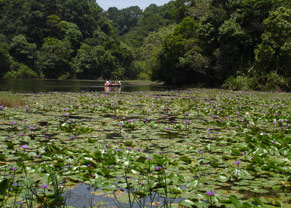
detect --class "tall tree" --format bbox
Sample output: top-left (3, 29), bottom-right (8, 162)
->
top-left (0, 34), bottom-right (11, 78)
top-left (9, 34), bottom-right (36, 68)
top-left (35, 38), bottom-right (72, 79)
top-left (254, 6), bottom-right (291, 78)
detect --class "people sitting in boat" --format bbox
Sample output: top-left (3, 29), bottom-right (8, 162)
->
top-left (104, 80), bottom-right (121, 86)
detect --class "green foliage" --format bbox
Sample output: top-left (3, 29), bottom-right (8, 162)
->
top-left (174, 16), bottom-right (198, 38)
top-left (137, 25), bottom-right (175, 80)
top-left (0, 34), bottom-right (11, 77)
top-left (107, 6), bottom-right (142, 35)
top-left (9, 34), bottom-right (36, 68)
top-left (168, 0), bottom-right (195, 22)
top-left (0, 0), bottom-right (133, 80)
top-left (73, 37), bottom-right (132, 80)
top-left (58, 72), bottom-right (70, 80)
top-left (222, 75), bottom-right (258, 91)
top-left (119, 3), bottom-right (174, 49)
top-left (4, 62), bottom-right (38, 79)
top-left (72, 43), bottom-right (104, 79)
top-left (61, 21), bottom-right (83, 49)
top-left (0, 0), bottom-right (289, 89)
top-left (152, 16), bottom-right (209, 85)
top-left (262, 71), bottom-right (290, 91)
top-left (35, 37), bottom-right (72, 79)
top-left (254, 6), bottom-right (291, 78)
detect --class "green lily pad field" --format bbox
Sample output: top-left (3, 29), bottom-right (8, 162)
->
top-left (0, 89), bottom-right (290, 208)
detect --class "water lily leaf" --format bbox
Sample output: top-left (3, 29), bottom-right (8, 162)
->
top-left (242, 202), bottom-right (252, 208)
top-left (169, 186), bottom-right (182, 194)
top-left (93, 150), bottom-right (102, 160)
top-left (187, 179), bottom-right (202, 188)
top-left (194, 201), bottom-right (209, 208)
top-left (179, 199), bottom-right (195, 207)
top-left (252, 197), bottom-right (263, 205)
top-left (180, 156), bottom-right (192, 164)
top-left (0, 154), bottom-right (6, 161)
top-left (252, 188), bottom-right (268, 194)
top-left (124, 141), bottom-right (133, 146)
top-left (229, 195), bottom-right (243, 208)
top-left (5, 141), bottom-right (14, 149)
top-left (136, 156), bottom-right (147, 163)
top-left (231, 148), bottom-right (241, 156)
top-left (101, 184), bottom-right (117, 191)
top-left (216, 174), bottom-right (229, 183)
top-left (104, 158), bottom-right (117, 165)
top-left (0, 178), bottom-right (10, 195)
top-left (130, 169), bottom-right (139, 175)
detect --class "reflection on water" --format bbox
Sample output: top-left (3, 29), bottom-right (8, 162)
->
top-left (104, 86), bottom-right (121, 93)
top-left (0, 80), bottom-right (174, 93)
top-left (65, 184), bottom-right (116, 208)
top-left (65, 183), bottom-right (182, 208)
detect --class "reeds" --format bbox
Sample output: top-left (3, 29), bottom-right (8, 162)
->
top-left (0, 92), bottom-right (25, 108)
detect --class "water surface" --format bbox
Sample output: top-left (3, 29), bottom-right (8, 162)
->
top-left (0, 80), bottom-right (175, 93)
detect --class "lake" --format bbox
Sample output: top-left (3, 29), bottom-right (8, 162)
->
top-left (1, 81), bottom-right (290, 208)
top-left (0, 79), bottom-right (175, 93)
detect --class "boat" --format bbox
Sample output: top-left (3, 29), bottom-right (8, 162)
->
top-left (104, 84), bottom-right (121, 87)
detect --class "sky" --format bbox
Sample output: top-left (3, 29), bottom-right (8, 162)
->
top-left (96, 0), bottom-right (171, 10)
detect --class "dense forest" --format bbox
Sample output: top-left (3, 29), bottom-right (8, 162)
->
top-left (0, 0), bottom-right (290, 90)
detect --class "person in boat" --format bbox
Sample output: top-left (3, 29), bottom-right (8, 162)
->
top-left (104, 80), bottom-right (121, 86)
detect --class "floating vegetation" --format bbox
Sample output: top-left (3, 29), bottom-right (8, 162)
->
top-left (0, 89), bottom-right (290, 207)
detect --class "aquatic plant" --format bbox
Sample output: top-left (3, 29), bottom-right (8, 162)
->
top-left (0, 89), bottom-right (290, 207)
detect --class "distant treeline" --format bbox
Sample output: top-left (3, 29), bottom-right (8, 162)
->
top-left (0, 0), bottom-right (290, 90)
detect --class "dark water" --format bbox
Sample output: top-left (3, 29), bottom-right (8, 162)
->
top-left (0, 80), bottom-right (175, 93)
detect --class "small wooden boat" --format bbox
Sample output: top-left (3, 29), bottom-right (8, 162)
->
top-left (104, 84), bottom-right (121, 87)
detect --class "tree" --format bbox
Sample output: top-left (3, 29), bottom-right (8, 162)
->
top-left (152, 17), bottom-right (208, 85)
top-left (0, 0), bottom-right (32, 39)
top-left (168, 0), bottom-right (195, 22)
top-left (9, 34), bottom-right (36, 68)
top-left (35, 38), bottom-right (72, 79)
top-left (64, 0), bottom-right (102, 38)
top-left (216, 15), bottom-right (252, 79)
top-left (0, 34), bottom-right (11, 78)
top-left (107, 6), bottom-right (142, 35)
top-left (60, 21), bottom-right (83, 49)
top-left (72, 44), bottom-right (104, 79)
top-left (136, 25), bottom-right (175, 79)
top-left (254, 6), bottom-right (291, 78)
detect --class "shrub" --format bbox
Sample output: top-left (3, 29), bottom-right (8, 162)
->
top-left (222, 75), bottom-right (257, 91)
top-left (58, 72), bottom-right (71, 80)
top-left (262, 71), bottom-right (290, 91)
